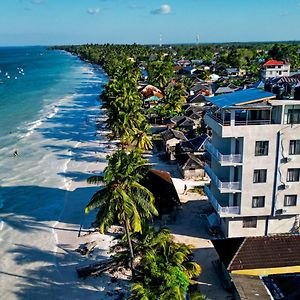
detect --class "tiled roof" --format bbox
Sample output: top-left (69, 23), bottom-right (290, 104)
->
top-left (228, 235), bottom-right (300, 271)
top-left (263, 60), bottom-right (284, 66)
top-left (213, 235), bottom-right (300, 271)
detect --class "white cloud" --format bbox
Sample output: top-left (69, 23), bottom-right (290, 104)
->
top-left (151, 4), bottom-right (171, 15)
top-left (87, 8), bottom-right (100, 15)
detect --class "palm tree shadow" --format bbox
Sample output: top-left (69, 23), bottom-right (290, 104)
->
top-left (3, 243), bottom-right (129, 300)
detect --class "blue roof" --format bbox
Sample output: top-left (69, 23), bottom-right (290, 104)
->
top-left (208, 89), bottom-right (275, 109)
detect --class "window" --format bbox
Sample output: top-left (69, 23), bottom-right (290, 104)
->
top-left (252, 196), bottom-right (265, 208)
top-left (253, 169), bottom-right (267, 183)
top-left (289, 140), bottom-right (300, 155)
top-left (243, 217), bottom-right (257, 228)
top-left (255, 141), bottom-right (269, 156)
top-left (287, 168), bottom-right (300, 182)
top-left (284, 195), bottom-right (297, 206)
top-left (287, 109), bottom-right (300, 124)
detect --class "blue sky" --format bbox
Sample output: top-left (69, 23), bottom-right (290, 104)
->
top-left (0, 0), bottom-right (300, 45)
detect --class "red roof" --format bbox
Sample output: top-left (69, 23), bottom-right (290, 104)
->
top-left (263, 59), bottom-right (284, 67)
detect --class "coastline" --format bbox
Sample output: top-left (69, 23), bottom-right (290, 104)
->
top-left (0, 54), bottom-right (129, 298)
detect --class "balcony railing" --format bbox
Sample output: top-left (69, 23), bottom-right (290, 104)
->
top-left (204, 163), bottom-right (241, 192)
top-left (204, 185), bottom-right (240, 216)
top-left (206, 112), bottom-right (271, 126)
top-left (205, 141), bottom-right (242, 164)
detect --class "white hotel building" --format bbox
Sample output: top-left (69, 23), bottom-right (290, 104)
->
top-left (204, 89), bottom-right (300, 237)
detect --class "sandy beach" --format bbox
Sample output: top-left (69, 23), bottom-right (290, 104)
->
top-left (0, 60), bottom-right (129, 299)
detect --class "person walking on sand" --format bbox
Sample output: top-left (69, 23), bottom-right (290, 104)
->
top-left (183, 184), bottom-right (187, 195)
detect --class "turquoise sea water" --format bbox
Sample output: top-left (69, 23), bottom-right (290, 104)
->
top-left (0, 47), bottom-right (108, 297)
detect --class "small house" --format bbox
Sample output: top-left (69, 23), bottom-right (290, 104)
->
top-left (160, 129), bottom-right (187, 160)
top-left (177, 153), bottom-right (205, 180)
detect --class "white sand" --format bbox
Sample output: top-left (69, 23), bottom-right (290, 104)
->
top-left (52, 108), bottom-right (130, 299)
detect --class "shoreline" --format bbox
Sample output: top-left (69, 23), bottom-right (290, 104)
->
top-left (0, 53), bottom-right (130, 299)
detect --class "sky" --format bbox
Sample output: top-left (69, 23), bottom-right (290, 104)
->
top-left (0, 0), bottom-right (300, 46)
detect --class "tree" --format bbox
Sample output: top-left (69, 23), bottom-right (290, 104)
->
top-left (147, 58), bottom-right (174, 90)
top-left (115, 227), bottom-right (201, 300)
top-left (162, 83), bottom-right (186, 116)
top-left (85, 150), bottom-right (158, 271)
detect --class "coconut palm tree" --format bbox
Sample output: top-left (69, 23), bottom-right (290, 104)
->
top-left (85, 150), bottom-right (158, 271)
top-left (147, 58), bottom-right (174, 91)
top-left (114, 227), bottom-right (201, 300)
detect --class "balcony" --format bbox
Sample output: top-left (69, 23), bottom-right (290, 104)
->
top-left (204, 185), bottom-right (240, 216)
top-left (204, 163), bottom-right (241, 193)
top-left (205, 141), bottom-right (242, 166)
top-left (206, 112), bottom-right (272, 127)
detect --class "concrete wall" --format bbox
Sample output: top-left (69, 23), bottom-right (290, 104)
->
top-left (206, 104), bottom-right (300, 237)
top-left (268, 215), bottom-right (299, 234)
top-left (227, 217), bottom-right (266, 237)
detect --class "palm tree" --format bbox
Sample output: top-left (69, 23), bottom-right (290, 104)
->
top-left (115, 227), bottom-right (201, 299)
top-left (85, 150), bottom-right (158, 272)
top-left (163, 83), bottom-right (186, 116)
top-left (147, 58), bottom-right (174, 91)
top-left (128, 122), bottom-right (153, 151)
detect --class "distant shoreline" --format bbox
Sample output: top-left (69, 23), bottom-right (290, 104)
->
top-left (1, 40), bottom-right (300, 48)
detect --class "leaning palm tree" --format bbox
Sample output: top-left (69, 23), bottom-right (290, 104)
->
top-left (85, 150), bottom-right (158, 272)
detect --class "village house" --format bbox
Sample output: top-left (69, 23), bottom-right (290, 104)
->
top-left (261, 59), bottom-right (290, 79)
top-left (160, 129), bottom-right (188, 160)
top-left (177, 153), bottom-right (205, 180)
top-left (212, 235), bottom-right (300, 299)
top-left (226, 68), bottom-right (246, 77)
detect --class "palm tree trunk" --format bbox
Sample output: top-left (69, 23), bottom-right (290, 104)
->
top-left (125, 218), bottom-right (135, 276)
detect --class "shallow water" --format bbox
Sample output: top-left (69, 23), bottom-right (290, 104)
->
top-left (0, 47), bottom-right (108, 298)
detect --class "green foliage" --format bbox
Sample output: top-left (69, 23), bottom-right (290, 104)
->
top-left (114, 227), bottom-right (201, 300)
top-left (85, 149), bottom-right (158, 233)
top-left (147, 57), bottom-right (174, 90)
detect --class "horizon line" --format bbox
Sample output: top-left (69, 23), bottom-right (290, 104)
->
top-left (1, 39), bottom-right (300, 48)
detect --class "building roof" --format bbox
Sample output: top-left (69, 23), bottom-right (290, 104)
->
top-left (180, 153), bottom-right (204, 170)
top-left (226, 68), bottom-right (239, 73)
top-left (213, 235), bottom-right (300, 272)
top-left (160, 129), bottom-right (187, 142)
top-left (188, 93), bottom-right (206, 104)
top-left (190, 83), bottom-right (210, 92)
top-left (264, 274), bottom-right (300, 300)
top-left (177, 117), bottom-right (195, 128)
top-left (142, 169), bottom-right (181, 214)
top-left (207, 88), bottom-right (275, 108)
top-left (176, 134), bottom-right (208, 154)
top-left (263, 60), bottom-right (284, 67)
top-left (231, 275), bottom-right (272, 300)
top-left (271, 76), bottom-right (300, 84)
top-left (215, 86), bottom-right (237, 95)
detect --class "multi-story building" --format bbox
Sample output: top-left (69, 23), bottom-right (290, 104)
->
top-left (261, 60), bottom-right (290, 79)
top-left (204, 88), bottom-right (300, 237)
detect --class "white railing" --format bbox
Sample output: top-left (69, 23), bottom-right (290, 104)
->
top-left (204, 163), bottom-right (241, 192)
top-left (204, 185), bottom-right (241, 215)
top-left (204, 141), bottom-right (242, 164)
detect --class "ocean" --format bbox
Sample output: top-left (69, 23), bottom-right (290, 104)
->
top-left (0, 46), bottom-right (108, 297)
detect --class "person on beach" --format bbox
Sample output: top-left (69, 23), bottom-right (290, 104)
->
top-left (183, 184), bottom-right (187, 195)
